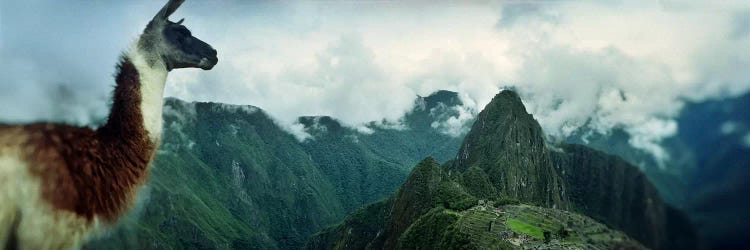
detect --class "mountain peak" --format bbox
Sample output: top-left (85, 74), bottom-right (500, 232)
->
top-left (496, 89), bottom-right (522, 100)
top-left (413, 90), bottom-right (461, 112)
top-left (406, 90), bottom-right (467, 130)
top-left (454, 89), bottom-right (541, 168)
top-left (486, 89), bottom-right (529, 117)
top-left (451, 89), bottom-right (567, 208)
top-left (423, 90), bottom-right (460, 108)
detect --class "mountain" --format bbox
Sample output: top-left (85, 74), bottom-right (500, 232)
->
top-left (297, 90), bottom-right (471, 212)
top-left (549, 144), bottom-right (694, 249)
top-left (564, 90), bottom-right (750, 249)
top-left (84, 91), bottom-right (467, 249)
top-left (564, 127), bottom-right (691, 207)
top-left (448, 91), bottom-right (567, 209)
top-left (670, 91), bottom-right (750, 249)
top-left (307, 158), bottom-right (644, 250)
top-left (308, 90), bottom-right (696, 250)
top-left (454, 91), bottom-right (694, 249)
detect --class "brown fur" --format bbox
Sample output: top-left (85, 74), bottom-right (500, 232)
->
top-left (8, 57), bottom-right (155, 223)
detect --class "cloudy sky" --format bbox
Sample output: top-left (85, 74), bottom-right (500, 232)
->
top-left (1, 0), bottom-right (749, 162)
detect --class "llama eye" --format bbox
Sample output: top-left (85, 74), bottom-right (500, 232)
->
top-left (181, 37), bottom-right (190, 44)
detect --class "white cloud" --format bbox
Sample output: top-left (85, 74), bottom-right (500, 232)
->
top-left (429, 93), bottom-right (478, 137)
top-left (2, 1), bottom-right (749, 166)
top-left (211, 103), bottom-right (259, 115)
top-left (497, 1), bottom-right (750, 165)
top-left (174, 2), bottom-right (748, 163)
top-left (160, 101), bottom-right (197, 151)
top-left (354, 126), bottom-right (375, 135)
top-left (743, 133), bottom-right (750, 148)
top-left (433, 105), bottom-right (475, 137)
top-left (286, 122), bottom-right (312, 142)
top-left (626, 118), bottom-right (678, 167)
top-left (0, 1), bottom-right (151, 126)
top-left (721, 121), bottom-right (739, 135)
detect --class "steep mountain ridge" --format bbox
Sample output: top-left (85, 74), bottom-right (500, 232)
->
top-left (380, 158), bottom-right (447, 249)
top-left (453, 90), bottom-right (696, 249)
top-left (449, 91), bottom-right (567, 209)
top-left (563, 91), bottom-right (750, 249)
top-left (296, 90), bottom-right (471, 212)
top-left (307, 157), bottom-right (644, 250)
top-left (549, 145), bottom-right (694, 249)
top-left (564, 128), bottom-right (690, 207)
top-left (308, 90), bottom-right (697, 250)
top-left (86, 92), bottom-right (467, 249)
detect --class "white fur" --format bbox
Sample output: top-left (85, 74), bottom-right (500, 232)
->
top-left (0, 151), bottom-right (102, 250)
top-left (0, 155), bottom-right (19, 246)
top-left (0, 42), bottom-right (167, 249)
top-left (126, 43), bottom-right (168, 143)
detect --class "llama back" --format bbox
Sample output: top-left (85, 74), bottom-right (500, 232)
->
top-left (0, 124), bottom-right (100, 249)
top-left (0, 125), bottom-right (25, 248)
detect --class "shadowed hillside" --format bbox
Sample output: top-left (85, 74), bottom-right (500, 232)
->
top-left (308, 90), bottom-right (697, 250)
top-left (85, 91), bottom-right (467, 250)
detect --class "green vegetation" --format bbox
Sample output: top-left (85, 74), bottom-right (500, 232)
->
top-left (308, 90), bottom-right (694, 250)
top-left (446, 205), bottom-right (643, 249)
top-left (460, 166), bottom-right (497, 199)
top-left (398, 207), bottom-right (461, 249)
top-left (83, 89), bottom-right (696, 250)
top-left (315, 200), bottom-right (645, 249)
top-left (506, 218), bottom-right (544, 239)
top-left (87, 92), bottom-right (466, 250)
top-left (493, 195), bottom-right (520, 207)
top-left (306, 197), bottom-right (395, 250)
top-left (434, 181), bottom-right (478, 211)
top-left (447, 90), bottom-right (567, 209)
top-left (440, 224), bottom-right (479, 250)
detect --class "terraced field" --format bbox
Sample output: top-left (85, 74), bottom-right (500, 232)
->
top-left (450, 204), bottom-right (645, 249)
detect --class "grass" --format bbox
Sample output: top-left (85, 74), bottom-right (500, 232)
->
top-left (444, 209), bottom-right (463, 217)
top-left (506, 218), bottom-right (545, 239)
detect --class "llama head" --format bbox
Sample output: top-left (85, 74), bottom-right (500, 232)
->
top-left (139, 0), bottom-right (218, 71)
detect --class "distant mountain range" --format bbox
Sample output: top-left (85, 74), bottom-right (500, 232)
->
top-left (675, 92), bottom-right (750, 249)
top-left (307, 91), bottom-right (696, 250)
top-left (84, 89), bottom-right (749, 249)
top-left (564, 91), bottom-right (750, 249)
top-left (86, 91), bottom-right (467, 249)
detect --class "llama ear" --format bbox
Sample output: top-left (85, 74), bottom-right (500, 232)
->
top-left (154, 0), bottom-right (185, 21)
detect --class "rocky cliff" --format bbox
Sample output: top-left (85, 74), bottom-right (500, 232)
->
top-left (308, 90), bottom-right (697, 250)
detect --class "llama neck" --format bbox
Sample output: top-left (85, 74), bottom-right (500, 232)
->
top-left (100, 44), bottom-right (167, 145)
top-left (128, 46), bottom-right (168, 143)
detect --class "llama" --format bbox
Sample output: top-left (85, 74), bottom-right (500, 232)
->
top-left (0, 0), bottom-right (217, 249)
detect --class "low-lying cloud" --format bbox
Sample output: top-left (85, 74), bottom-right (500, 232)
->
top-left (2, 1), bottom-right (749, 167)
top-left (429, 93), bottom-right (478, 137)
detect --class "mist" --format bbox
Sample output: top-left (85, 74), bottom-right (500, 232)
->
top-left (1, 0), bottom-right (748, 164)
